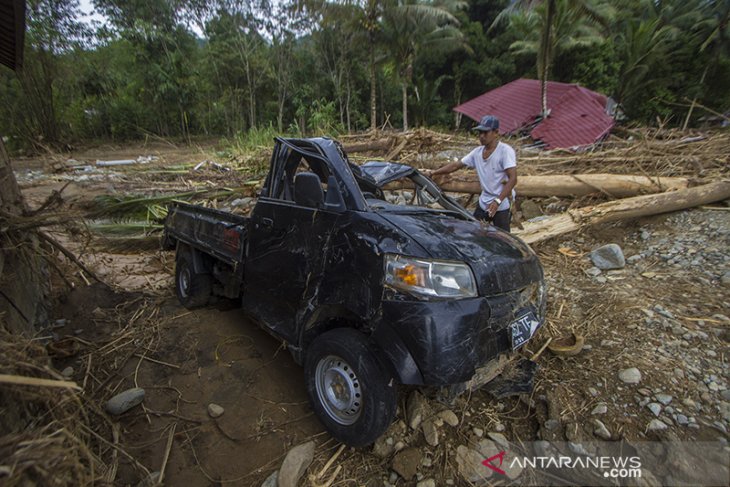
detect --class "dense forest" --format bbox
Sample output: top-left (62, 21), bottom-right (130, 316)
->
top-left (1, 0), bottom-right (728, 152)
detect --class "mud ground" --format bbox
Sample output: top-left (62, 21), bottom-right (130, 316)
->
top-left (12, 141), bottom-right (730, 486)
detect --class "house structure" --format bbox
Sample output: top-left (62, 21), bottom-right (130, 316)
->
top-left (454, 78), bottom-right (615, 150)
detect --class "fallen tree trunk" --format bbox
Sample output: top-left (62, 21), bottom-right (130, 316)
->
top-left (385, 174), bottom-right (689, 197)
top-left (514, 181), bottom-right (730, 244)
top-left (342, 138), bottom-right (393, 153)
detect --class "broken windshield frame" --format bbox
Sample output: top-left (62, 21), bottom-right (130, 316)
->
top-left (357, 161), bottom-right (474, 221)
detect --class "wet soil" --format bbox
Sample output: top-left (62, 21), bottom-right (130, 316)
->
top-left (13, 143), bottom-right (730, 486)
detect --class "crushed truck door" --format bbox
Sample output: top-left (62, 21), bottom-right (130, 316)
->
top-left (242, 140), bottom-right (344, 344)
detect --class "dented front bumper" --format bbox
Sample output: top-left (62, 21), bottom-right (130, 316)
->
top-left (373, 283), bottom-right (546, 387)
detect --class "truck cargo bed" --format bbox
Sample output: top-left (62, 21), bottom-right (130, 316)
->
top-left (164, 202), bottom-right (248, 265)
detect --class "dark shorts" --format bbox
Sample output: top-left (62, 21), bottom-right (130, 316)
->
top-left (474, 205), bottom-right (511, 232)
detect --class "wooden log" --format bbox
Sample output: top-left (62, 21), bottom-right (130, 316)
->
top-left (342, 138), bottom-right (393, 153)
top-left (515, 181), bottom-right (730, 244)
top-left (385, 174), bottom-right (689, 197)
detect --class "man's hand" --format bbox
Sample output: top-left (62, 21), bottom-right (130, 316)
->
top-left (487, 200), bottom-right (499, 217)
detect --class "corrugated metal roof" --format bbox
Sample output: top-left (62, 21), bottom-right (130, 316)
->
top-left (531, 86), bottom-right (614, 149)
top-left (453, 78), bottom-right (614, 149)
top-left (0, 0), bottom-right (25, 71)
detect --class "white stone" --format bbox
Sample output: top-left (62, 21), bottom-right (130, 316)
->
top-left (105, 388), bottom-right (145, 415)
top-left (278, 441), bottom-right (315, 487)
top-left (208, 403), bottom-right (224, 418)
top-left (618, 368), bottom-right (642, 384)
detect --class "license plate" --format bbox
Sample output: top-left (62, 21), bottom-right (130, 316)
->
top-left (509, 311), bottom-right (540, 350)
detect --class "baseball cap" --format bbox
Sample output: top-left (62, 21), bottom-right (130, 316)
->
top-left (473, 115), bottom-right (500, 132)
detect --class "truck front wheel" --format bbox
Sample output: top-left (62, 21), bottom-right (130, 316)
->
top-left (175, 252), bottom-right (212, 309)
top-left (305, 328), bottom-right (397, 447)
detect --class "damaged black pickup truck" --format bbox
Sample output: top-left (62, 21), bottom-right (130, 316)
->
top-left (162, 137), bottom-right (546, 446)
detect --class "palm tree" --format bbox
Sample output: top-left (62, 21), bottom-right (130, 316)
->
top-left (381, 0), bottom-right (467, 131)
top-left (612, 16), bottom-right (675, 113)
top-left (493, 0), bottom-right (612, 117)
top-left (683, 0), bottom-right (730, 128)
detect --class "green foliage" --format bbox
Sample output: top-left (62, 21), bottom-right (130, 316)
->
top-left (305, 99), bottom-right (344, 136)
top-left (227, 124), bottom-right (281, 153)
top-left (1, 0), bottom-right (730, 151)
top-left (554, 41), bottom-right (619, 94)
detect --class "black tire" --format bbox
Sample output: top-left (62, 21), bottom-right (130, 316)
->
top-left (175, 251), bottom-right (212, 309)
top-left (304, 328), bottom-right (397, 447)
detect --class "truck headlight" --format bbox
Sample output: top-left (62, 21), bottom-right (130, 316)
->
top-left (384, 254), bottom-right (477, 299)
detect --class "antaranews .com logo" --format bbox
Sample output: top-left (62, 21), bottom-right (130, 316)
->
top-left (471, 441), bottom-right (729, 486)
top-left (483, 451), bottom-right (641, 479)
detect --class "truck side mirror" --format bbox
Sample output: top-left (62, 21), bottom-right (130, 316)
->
top-left (294, 172), bottom-right (324, 208)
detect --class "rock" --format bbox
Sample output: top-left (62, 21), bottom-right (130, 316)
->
top-left (591, 244), bottom-right (625, 270)
top-left (416, 480), bottom-right (436, 487)
top-left (438, 409), bottom-right (459, 427)
top-left (521, 200), bottom-right (543, 220)
top-left (591, 403), bottom-right (608, 415)
top-left (392, 447), bottom-right (421, 480)
top-left (655, 394), bottom-right (672, 405)
top-left (564, 422), bottom-right (582, 443)
top-left (585, 267), bottom-right (602, 277)
top-left (472, 427), bottom-right (484, 437)
top-left (588, 387), bottom-right (599, 397)
top-left (618, 368), bottom-right (642, 384)
top-left (720, 390), bottom-right (730, 401)
top-left (569, 442), bottom-right (593, 456)
top-left (422, 419), bottom-right (439, 447)
top-left (208, 403), bottom-right (224, 418)
top-left (261, 471), bottom-right (278, 487)
top-left (544, 419), bottom-right (560, 431)
top-left (534, 440), bottom-right (556, 457)
top-left (592, 419), bottom-right (611, 440)
top-left (61, 366), bottom-right (74, 379)
top-left (105, 388), bottom-right (145, 415)
top-left (654, 305), bottom-right (674, 319)
top-left (407, 391), bottom-right (430, 430)
top-left (278, 441), bottom-right (315, 487)
top-left (647, 403), bottom-right (662, 417)
top-left (456, 445), bottom-right (492, 483)
top-left (676, 414), bottom-right (689, 426)
top-left (647, 419), bottom-right (668, 431)
top-left (372, 436), bottom-right (394, 458)
top-left (487, 432), bottom-right (509, 449)
top-left (494, 423), bottom-right (505, 432)
top-left (721, 272), bottom-right (730, 287)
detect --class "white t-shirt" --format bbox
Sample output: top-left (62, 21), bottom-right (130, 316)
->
top-left (461, 141), bottom-right (516, 211)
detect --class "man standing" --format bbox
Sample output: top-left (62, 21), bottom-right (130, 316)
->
top-left (429, 115), bottom-right (517, 232)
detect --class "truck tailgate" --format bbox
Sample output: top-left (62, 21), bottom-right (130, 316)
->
top-left (164, 202), bottom-right (248, 265)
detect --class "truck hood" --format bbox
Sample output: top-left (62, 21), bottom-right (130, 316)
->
top-left (377, 210), bottom-right (543, 295)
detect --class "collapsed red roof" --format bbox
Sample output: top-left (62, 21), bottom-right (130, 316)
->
top-left (453, 78), bottom-right (614, 149)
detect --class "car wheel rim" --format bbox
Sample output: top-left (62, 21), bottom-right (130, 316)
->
top-left (315, 354), bottom-right (362, 425)
top-left (179, 267), bottom-right (191, 298)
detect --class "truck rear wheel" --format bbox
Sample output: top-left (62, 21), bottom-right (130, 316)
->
top-left (175, 252), bottom-right (212, 309)
top-left (304, 328), bottom-right (396, 447)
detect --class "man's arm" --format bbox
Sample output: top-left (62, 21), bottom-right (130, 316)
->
top-left (487, 167), bottom-right (517, 217)
top-left (429, 160), bottom-right (463, 177)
